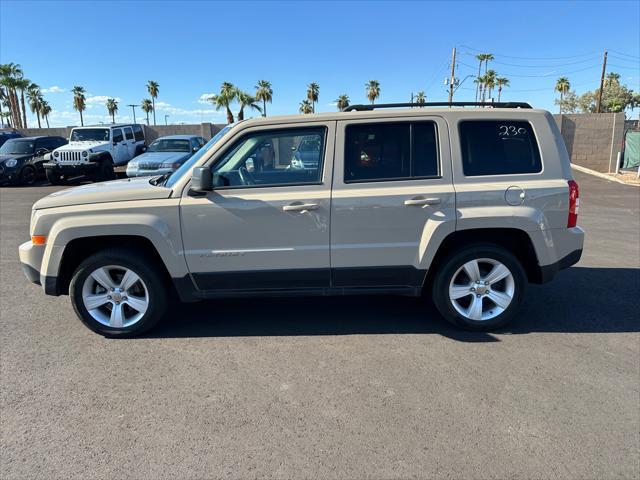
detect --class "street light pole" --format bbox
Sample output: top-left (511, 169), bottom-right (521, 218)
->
top-left (164, 114), bottom-right (169, 126)
top-left (127, 104), bottom-right (137, 124)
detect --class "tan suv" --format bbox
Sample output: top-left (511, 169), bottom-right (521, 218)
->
top-left (19, 102), bottom-right (584, 337)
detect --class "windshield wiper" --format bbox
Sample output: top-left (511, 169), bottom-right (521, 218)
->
top-left (150, 172), bottom-right (172, 186)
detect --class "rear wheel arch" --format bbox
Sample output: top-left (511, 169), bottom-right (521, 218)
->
top-left (424, 228), bottom-right (542, 289)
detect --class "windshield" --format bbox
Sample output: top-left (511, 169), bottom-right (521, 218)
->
top-left (0, 139), bottom-right (35, 155)
top-left (164, 125), bottom-right (232, 188)
top-left (70, 128), bottom-right (110, 142)
top-left (148, 139), bottom-right (191, 152)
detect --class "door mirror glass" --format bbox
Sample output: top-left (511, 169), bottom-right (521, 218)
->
top-left (191, 166), bottom-right (212, 192)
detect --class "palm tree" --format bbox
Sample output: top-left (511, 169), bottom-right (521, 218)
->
top-left (299, 99), bottom-right (313, 114)
top-left (365, 80), bottom-right (381, 104)
top-left (475, 54), bottom-right (486, 101)
top-left (484, 70), bottom-right (497, 101)
top-left (0, 85), bottom-right (6, 123)
top-left (210, 82), bottom-right (237, 124)
top-left (147, 80), bottom-right (159, 125)
top-left (414, 91), bottom-right (426, 106)
top-left (40, 100), bottom-right (51, 128)
top-left (72, 85), bottom-right (86, 126)
top-left (140, 99), bottom-right (153, 125)
top-left (306, 82), bottom-right (319, 113)
top-left (555, 77), bottom-right (571, 114)
top-left (606, 72), bottom-right (621, 87)
top-left (105, 98), bottom-right (118, 123)
top-left (255, 80), bottom-right (273, 117)
top-left (0, 63), bottom-right (24, 128)
top-left (483, 54), bottom-right (495, 74)
top-left (27, 83), bottom-right (43, 128)
top-left (496, 77), bottom-right (509, 102)
top-left (335, 94), bottom-right (350, 111)
top-left (16, 77), bottom-right (30, 129)
top-left (236, 90), bottom-right (262, 121)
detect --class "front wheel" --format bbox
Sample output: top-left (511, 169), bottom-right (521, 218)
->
top-left (19, 165), bottom-right (37, 185)
top-left (431, 245), bottom-right (526, 331)
top-left (93, 159), bottom-right (115, 182)
top-left (69, 249), bottom-right (168, 337)
top-left (45, 168), bottom-right (67, 185)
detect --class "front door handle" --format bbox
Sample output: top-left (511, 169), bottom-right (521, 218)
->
top-left (282, 203), bottom-right (319, 212)
top-left (404, 197), bottom-right (441, 207)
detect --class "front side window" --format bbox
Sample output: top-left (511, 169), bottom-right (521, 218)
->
top-left (212, 128), bottom-right (326, 188)
top-left (112, 129), bottom-right (124, 143)
top-left (344, 122), bottom-right (439, 183)
top-left (459, 120), bottom-right (542, 176)
top-left (70, 128), bottom-right (110, 142)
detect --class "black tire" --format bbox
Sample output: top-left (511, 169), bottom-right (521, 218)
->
top-left (431, 244), bottom-right (527, 331)
top-left (46, 168), bottom-right (67, 185)
top-left (18, 165), bottom-right (37, 186)
top-left (69, 249), bottom-right (168, 338)
top-left (93, 158), bottom-right (115, 182)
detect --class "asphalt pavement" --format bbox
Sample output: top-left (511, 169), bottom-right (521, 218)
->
top-left (1, 170), bottom-right (638, 479)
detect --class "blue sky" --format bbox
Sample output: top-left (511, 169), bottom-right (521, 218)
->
top-left (1, 0), bottom-right (639, 127)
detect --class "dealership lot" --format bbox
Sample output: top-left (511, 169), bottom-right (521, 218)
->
top-left (1, 171), bottom-right (638, 478)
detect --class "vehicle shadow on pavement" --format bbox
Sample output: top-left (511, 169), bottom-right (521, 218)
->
top-left (148, 267), bottom-right (640, 342)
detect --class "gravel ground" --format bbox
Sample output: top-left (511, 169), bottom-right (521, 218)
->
top-left (1, 170), bottom-right (638, 479)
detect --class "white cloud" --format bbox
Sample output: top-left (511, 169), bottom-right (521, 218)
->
top-left (86, 95), bottom-right (120, 105)
top-left (198, 93), bottom-right (215, 104)
top-left (153, 101), bottom-right (172, 109)
top-left (41, 86), bottom-right (65, 94)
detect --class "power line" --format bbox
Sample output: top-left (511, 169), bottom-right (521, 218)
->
top-left (488, 56), bottom-right (601, 68)
top-left (456, 60), bottom-right (602, 78)
top-left (457, 45), bottom-right (599, 60)
top-left (608, 49), bottom-right (640, 59)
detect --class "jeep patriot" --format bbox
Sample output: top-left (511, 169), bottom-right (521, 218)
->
top-left (19, 102), bottom-right (584, 337)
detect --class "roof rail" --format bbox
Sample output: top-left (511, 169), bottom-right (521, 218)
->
top-left (343, 102), bottom-right (532, 112)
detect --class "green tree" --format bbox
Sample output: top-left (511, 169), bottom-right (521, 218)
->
top-left (606, 72), bottom-right (621, 87)
top-left (496, 77), bottom-right (509, 102)
top-left (554, 90), bottom-right (579, 114)
top-left (140, 99), bottom-right (153, 124)
top-left (26, 83), bottom-right (43, 128)
top-left (210, 82), bottom-right (237, 124)
top-left (105, 98), bottom-right (118, 123)
top-left (414, 91), bottom-right (426, 106)
top-left (579, 81), bottom-right (636, 113)
top-left (474, 53), bottom-right (493, 101)
top-left (555, 77), bottom-right (571, 114)
top-left (0, 63), bottom-right (24, 128)
top-left (236, 89), bottom-right (262, 121)
top-left (255, 80), bottom-right (273, 117)
top-left (484, 70), bottom-right (497, 101)
top-left (365, 80), bottom-right (380, 104)
top-left (40, 100), bottom-right (51, 128)
top-left (15, 72), bottom-right (29, 128)
top-left (147, 80), bottom-right (159, 125)
top-left (335, 94), bottom-right (350, 111)
top-left (306, 82), bottom-right (319, 113)
top-left (299, 99), bottom-right (313, 114)
top-left (71, 85), bottom-right (86, 126)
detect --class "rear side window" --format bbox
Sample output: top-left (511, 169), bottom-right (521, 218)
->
top-left (124, 127), bottom-right (134, 140)
top-left (459, 120), bottom-right (541, 176)
top-left (133, 125), bottom-right (145, 142)
top-left (344, 122), bottom-right (439, 183)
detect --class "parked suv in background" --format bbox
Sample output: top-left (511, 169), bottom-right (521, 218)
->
top-left (0, 136), bottom-right (67, 185)
top-left (19, 103), bottom-right (584, 337)
top-left (44, 124), bottom-right (145, 184)
top-left (126, 135), bottom-right (205, 177)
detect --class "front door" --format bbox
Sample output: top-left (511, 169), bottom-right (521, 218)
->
top-left (330, 117), bottom-right (456, 287)
top-left (180, 122), bottom-right (335, 291)
top-left (111, 128), bottom-right (128, 165)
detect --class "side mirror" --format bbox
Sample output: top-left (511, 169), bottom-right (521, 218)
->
top-left (142, 146), bottom-right (147, 152)
top-left (191, 166), bottom-right (212, 192)
top-left (35, 148), bottom-right (49, 156)
top-left (192, 146), bottom-right (199, 152)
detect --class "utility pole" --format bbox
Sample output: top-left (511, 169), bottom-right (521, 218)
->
top-left (127, 104), bottom-right (137, 124)
top-left (448, 47), bottom-right (456, 104)
top-left (164, 114), bottom-right (170, 125)
top-left (596, 50), bottom-right (608, 113)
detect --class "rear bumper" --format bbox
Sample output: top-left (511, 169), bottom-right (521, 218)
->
top-left (538, 248), bottom-right (583, 283)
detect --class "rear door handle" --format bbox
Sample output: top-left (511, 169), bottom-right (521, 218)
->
top-left (404, 197), bottom-right (441, 206)
top-left (282, 203), bottom-right (319, 212)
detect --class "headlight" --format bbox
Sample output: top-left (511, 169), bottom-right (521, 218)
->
top-left (82, 151), bottom-right (88, 158)
top-left (53, 151), bottom-right (59, 157)
top-left (5, 159), bottom-right (18, 168)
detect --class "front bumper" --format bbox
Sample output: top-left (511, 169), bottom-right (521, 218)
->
top-left (19, 240), bottom-right (60, 295)
top-left (0, 166), bottom-right (20, 185)
top-left (44, 161), bottom-right (97, 175)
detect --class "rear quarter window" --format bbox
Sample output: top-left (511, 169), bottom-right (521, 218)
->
top-left (459, 120), bottom-right (542, 176)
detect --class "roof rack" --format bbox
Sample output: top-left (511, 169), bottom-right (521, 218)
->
top-left (343, 102), bottom-right (532, 112)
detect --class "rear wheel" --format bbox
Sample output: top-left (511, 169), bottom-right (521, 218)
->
top-left (69, 249), bottom-right (168, 337)
top-left (432, 245), bottom-right (526, 331)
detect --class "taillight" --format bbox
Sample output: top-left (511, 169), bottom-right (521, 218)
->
top-left (567, 180), bottom-right (579, 228)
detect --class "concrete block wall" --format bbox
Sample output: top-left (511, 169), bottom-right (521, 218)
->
top-left (554, 113), bottom-right (625, 173)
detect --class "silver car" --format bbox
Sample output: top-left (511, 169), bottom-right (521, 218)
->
top-left (126, 135), bottom-right (204, 178)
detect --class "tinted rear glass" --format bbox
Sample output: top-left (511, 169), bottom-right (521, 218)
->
top-left (459, 120), bottom-right (541, 176)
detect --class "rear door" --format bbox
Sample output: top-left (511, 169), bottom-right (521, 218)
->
top-left (330, 116), bottom-right (456, 287)
top-left (123, 126), bottom-right (136, 158)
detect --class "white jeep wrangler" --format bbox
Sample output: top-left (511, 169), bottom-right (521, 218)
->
top-left (44, 124), bottom-right (146, 184)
